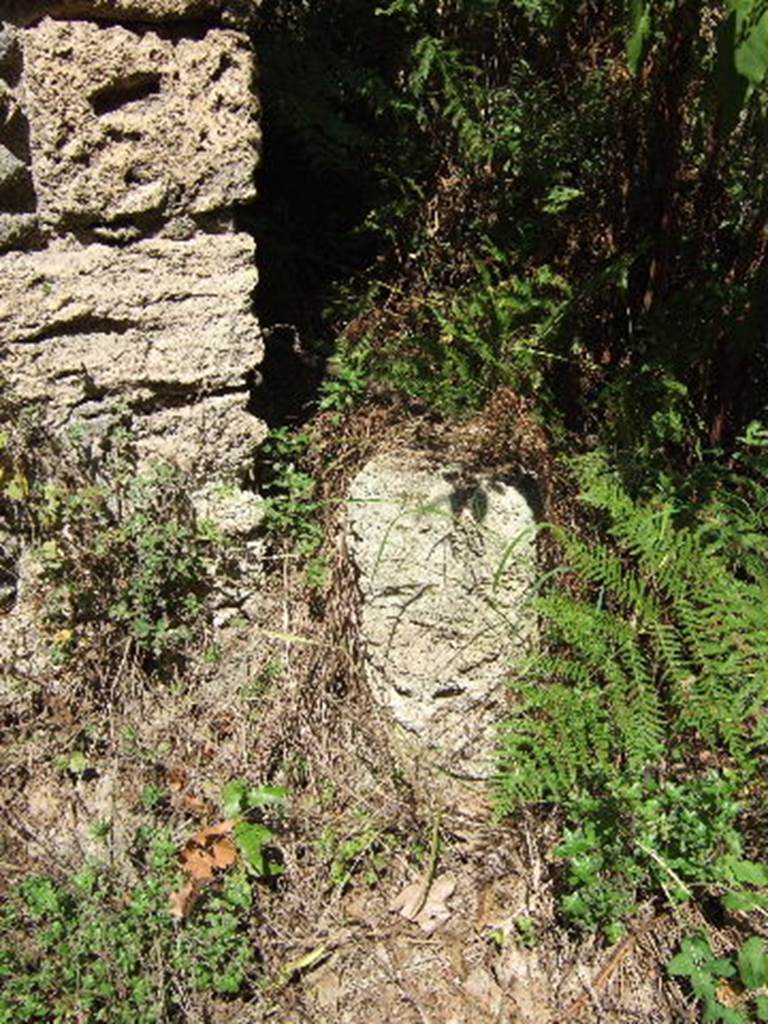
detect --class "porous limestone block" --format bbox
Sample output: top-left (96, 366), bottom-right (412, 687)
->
top-left (0, 21), bottom-right (39, 245)
top-left (0, 234), bottom-right (265, 474)
top-left (347, 454), bottom-right (536, 776)
top-left (3, 1), bottom-right (254, 28)
top-left (137, 395), bottom-right (266, 477)
top-left (21, 17), bottom-right (259, 230)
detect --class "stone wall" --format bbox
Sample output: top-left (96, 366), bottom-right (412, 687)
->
top-left (0, 0), bottom-right (264, 479)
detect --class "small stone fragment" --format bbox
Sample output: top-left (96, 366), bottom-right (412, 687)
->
top-left (0, 143), bottom-right (24, 192)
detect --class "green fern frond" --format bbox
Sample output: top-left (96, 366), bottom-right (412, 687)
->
top-left (497, 442), bottom-right (768, 812)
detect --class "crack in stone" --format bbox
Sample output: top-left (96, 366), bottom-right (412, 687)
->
top-left (15, 316), bottom-right (137, 344)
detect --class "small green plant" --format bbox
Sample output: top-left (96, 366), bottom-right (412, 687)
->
top-left (67, 750), bottom-right (88, 776)
top-left (90, 818), bottom-right (113, 843)
top-left (721, 860), bottom-right (768, 914)
top-left (513, 916), bottom-right (538, 948)
top-left (259, 428), bottom-right (324, 560)
top-left (555, 775), bottom-right (745, 940)
top-left (318, 342), bottom-right (372, 413)
top-left (355, 258), bottom-right (571, 417)
top-left (668, 933), bottom-right (768, 1024)
top-left (140, 783), bottom-right (167, 811)
top-left (241, 657), bottom-right (285, 701)
top-left (315, 816), bottom-right (397, 891)
top-left (1, 420), bottom-right (226, 681)
top-left (221, 780), bottom-right (288, 878)
top-left (0, 830), bottom-right (260, 1023)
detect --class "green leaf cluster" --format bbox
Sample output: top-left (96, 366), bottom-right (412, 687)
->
top-left (222, 780), bottom-right (288, 878)
top-left (496, 433), bottom-right (768, 934)
top-left (668, 933), bottom-right (768, 1023)
top-left (0, 834), bottom-right (259, 1023)
top-left (0, 413), bottom-right (227, 679)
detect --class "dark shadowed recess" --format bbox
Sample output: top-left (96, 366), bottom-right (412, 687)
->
top-left (241, 1), bottom-right (398, 428)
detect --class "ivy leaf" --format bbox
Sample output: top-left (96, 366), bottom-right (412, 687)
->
top-left (222, 781), bottom-right (287, 818)
top-left (734, 3), bottom-right (768, 85)
top-left (737, 936), bottom-right (768, 990)
top-left (717, 1005), bottom-right (750, 1024)
top-left (729, 860), bottom-right (768, 886)
top-left (68, 751), bottom-right (88, 775)
top-left (222, 780), bottom-right (249, 818)
top-left (233, 822), bottom-right (274, 876)
top-left (714, 0), bottom-right (768, 133)
top-left (756, 994), bottom-right (768, 1021)
top-left (246, 785), bottom-right (288, 808)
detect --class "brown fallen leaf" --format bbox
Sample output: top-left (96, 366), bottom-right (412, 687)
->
top-left (179, 793), bottom-right (210, 817)
top-left (210, 836), bottom-right (237, 870)
top-left (169, 882), bottom-right (200, 920)
top-left (717, 979), bottom-right (746, 1009)
top-left (181, 845), bottom-right (216, 882)
top-left (180, 819), bottom-right (239, 882)
top-left (193, 819), bottom-right (236, 844)
top-left (390, 873), bottom-right (456, 935)
top-left (166, 765), bottom-right (188, 792)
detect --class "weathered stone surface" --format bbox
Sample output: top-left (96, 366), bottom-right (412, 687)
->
top-left (0, 22), bottom-right (36, 230)
top-left (0, 234), bottom-right (264, 473)
top-left (0, 212), bottom-right (38, 250)
top-left (1, 0), bottom-right (267, 699)
top-left (347, 454), bottom-right (536, 774)
top-left (0, 79), bottom-right (11, 114)
top-left (0, 548), bottom-right (51, 693)
top-left (192, 480), bottom-right (265, 537)
top-left (137, 395), bottom-right (266, 476)
top-left (2, 1), bottom-right (257, 27)
top-left (0, 26), bottom-right (19, 70)
top-left (22, 18), bottom-right (259, 231)
top-left (0, 143), bottom-right (24, 190)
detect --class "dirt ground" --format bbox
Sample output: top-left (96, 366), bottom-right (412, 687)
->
top-left (0, 550), bottom-right (702, 1024)
top-left (0, 406), bottom-right (710, 1023)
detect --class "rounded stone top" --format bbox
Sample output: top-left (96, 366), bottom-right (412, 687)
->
top-left (1, 0), bottom-right (258, 27)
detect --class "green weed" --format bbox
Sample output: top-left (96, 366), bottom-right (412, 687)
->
top-left (0, 831), bottom-right (260, 1023)
top-left (318, 343), bottom-right (372, 413)
top-left (352, 259), bottom-right (571, 417)
top-left (259, 428), bottom-right (324, 560)
top-left (513, 916), bottom-right (538, 949)
top-left (556, 775), bottom-right (745, 941)
top-left (1, 420), bottom-right (225, 681)
top-left (315, 817), bottom-right (397, 891)
top-left (221, 780), bottom-right (289, 878)
top-left (668, 933), bottom-right (768, 1024)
